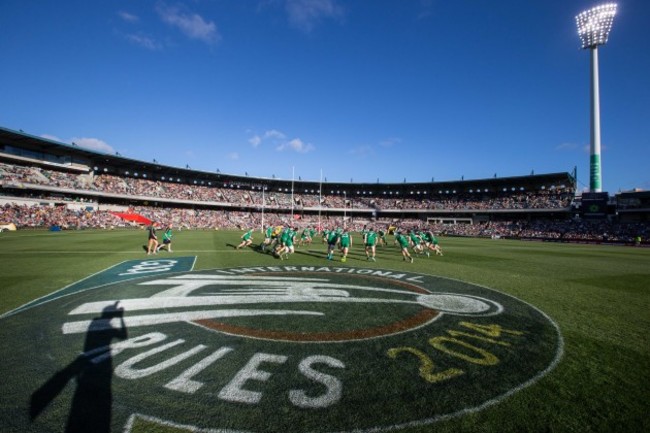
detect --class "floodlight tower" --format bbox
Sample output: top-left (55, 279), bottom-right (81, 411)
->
top-left (575, 3), bottom-right (617, 193)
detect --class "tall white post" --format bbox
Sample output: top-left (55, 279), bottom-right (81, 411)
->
top-left (590, 47), bottom-right (603, 192)
top-left (575, 3), bottom-right (616, 193)
top-left (318, 169), bottom-right (322, 231)
top-left (261, 187), bottom-right (265, 232)
top-left (291, 166), bottom-right (295, 221)
top-left (343, 191), bottom-right (346, 229)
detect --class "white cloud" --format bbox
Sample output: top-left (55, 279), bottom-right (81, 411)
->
top-left (156, 3), bottom-right (221, 45)
top-left (417, 0), bottom-right (435, 20)
top-left (40, 134), bottom-right (61, 142)
top-left (346, 138), bottom-right (400, 158)
top-left (40, 133), bottom-right (114, 153)
top-left (285, 0), bottom-right (344, 32)
top-left (247, 128), bottom-right (313, 153)
top-left (118, 11), bottom-right (139, 23)
top-left (125, 33), bottom-right (162, 51)
top-left (348, 145), bottom-right (374, 157)
top-left (228, 152), bottom-right (240, 160)
top-left (264, 129), bottom-right (287, 140)
top-left (556, 141), bottom-right (606, 154)
top-left (277, 138), bottom-right (315, 153)
top-left (249, 135), bottom-right (262, 147)
top-left (70, 137), bottom-right (115, 154)
top-left (247, 129), bottom-right (286, 148)
top-left (556, 142), bottom-right (578, 151)
top-left (379, 137), bottom-right (402, 148)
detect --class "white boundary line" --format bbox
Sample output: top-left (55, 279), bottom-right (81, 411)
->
top-left (0, 256), bottom-right (198, 319)
top-left (0, 260), bottom-right (129, 319)
top-left (0, 249), bottom-right (246, 255)
top-left (124, 412), bottom-right (250, 433)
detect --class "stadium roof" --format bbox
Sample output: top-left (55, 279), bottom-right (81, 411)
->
top-left (0, 126), bottom-right (575, 195)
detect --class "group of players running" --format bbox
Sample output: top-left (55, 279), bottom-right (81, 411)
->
top-left (235, 224), bottom-right (443, 262)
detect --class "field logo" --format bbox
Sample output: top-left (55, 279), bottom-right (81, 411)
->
top-left (0, 266), bottom-right (563, 433)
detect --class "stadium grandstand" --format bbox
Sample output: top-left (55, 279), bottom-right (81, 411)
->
top-left (1, 126), bottom-right (648, 244)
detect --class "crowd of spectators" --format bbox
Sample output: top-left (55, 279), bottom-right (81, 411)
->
top-left (356, 192), bottom-right (572, 210)
top-left (430, 220), bottom-right (648, 243)
top-left (0, 203), bottom-right (121, 229)
top-left (1, 201), bottom-right (647, 245)
top-left (1, 162), bottom-right (571, 211)
top-left (1, 160), bottom-right (647, 244)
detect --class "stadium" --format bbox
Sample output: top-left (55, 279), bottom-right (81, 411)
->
top-left (1, 125), bottom-right (648, 239)
top-left (1, 123), bottom-right (649, 433)
top-left (1, 2), bottom-right (649, 433)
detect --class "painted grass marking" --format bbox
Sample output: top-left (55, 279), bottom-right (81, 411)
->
top-left (62, 309), bottom-right (324, 334)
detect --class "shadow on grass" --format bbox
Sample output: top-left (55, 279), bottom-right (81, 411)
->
top-left (30, 302), bottom-right (128, 433)
top-left (293, 249), bottom-right (328, 260)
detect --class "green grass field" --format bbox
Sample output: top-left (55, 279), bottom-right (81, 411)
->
top-left (1, 229), bottom-right (648, 433)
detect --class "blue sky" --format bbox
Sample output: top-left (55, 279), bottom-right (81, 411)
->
top-left (1, 0), bottom-right (648, 192)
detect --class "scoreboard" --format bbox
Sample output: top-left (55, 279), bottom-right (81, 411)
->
top-left (581, 192), bottom-right (609, 218)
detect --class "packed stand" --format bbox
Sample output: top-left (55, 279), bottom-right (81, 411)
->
top-left (1, 162), bottom-right (573, 212)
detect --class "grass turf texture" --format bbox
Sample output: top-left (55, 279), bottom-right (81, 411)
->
top-left (0, 229), bottom-right (648, 433)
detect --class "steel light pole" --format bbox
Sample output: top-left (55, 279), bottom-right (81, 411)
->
top-left (575, 3), bottom-right (617, 193)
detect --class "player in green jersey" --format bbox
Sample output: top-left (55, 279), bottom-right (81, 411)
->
top-left (360, 225), bottom-right (369, 244)
top-left (299, 227), bottom-right (312, 246)
top-left (156, 224), bottom-right (174, 253)
top-left (274, 227), bottom-right (295, 260)
top-left (326, 228), bottom-right (340, 260)
top-left (365, 227), bottom-right (378, 261)
top-left (339, 229), bottom-right (352, 262)
top-left (428, 232), bottom-right (443, 256)
top-left (419, 230), bottom-right (439, 256)
top-left (322, 228), bottom-right (331, 244)
top-left (377, 228), bottom-right (387, 247)
top-left (236, 228), bottom-right (254, 249)
top-left (395, 231), bottom-right (414, 263)
top-left (409, 230), bottom-right (424, 255)
top-left (274, 227), bottom-right (289, 258)
top-left (261, 225), bottom-right (274, 252)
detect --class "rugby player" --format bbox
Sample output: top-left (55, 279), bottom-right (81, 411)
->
top-left (395, 230), bottom-right (414, 263)
top-left (326, 227), bottom-right (340, 260)
top-left (365, 227), bottom-right (378, 261)
top-left (409, 230), bottom-right (425, 256)
top-left (261, 225), bottom-right (274, 252)
top-left (274, 226), bottom-right (297, 260)
top-left (236, 228), bottom-right (254, 249)
top-left (156, 224), bottom-right (174, 253)
top-left (339, 228), bottom-right (352, 262)
top-left (298, 227), bottom-right (313, 246)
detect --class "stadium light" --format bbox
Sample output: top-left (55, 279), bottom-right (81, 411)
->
top-left (575, 3), bottom-right (617, 192)
top-left (576, 4), bottom-right (617, 49)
